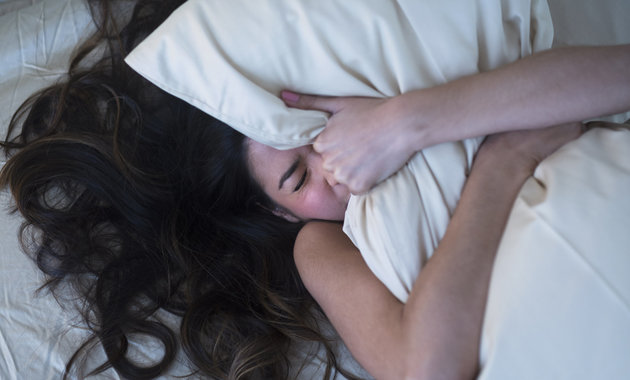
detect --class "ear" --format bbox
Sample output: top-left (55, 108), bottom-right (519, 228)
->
top-left (272, 207), bottom-right (301, 223)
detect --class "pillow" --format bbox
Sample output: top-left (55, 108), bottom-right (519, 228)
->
top-left (125, 0), bottom-right (553, 149)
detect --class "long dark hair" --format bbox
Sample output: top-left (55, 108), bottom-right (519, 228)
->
top-left (0, 0), bottom-right (357, 378)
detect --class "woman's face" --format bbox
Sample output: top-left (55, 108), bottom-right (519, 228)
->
top-left (246, 138), bottom-right (350, 222)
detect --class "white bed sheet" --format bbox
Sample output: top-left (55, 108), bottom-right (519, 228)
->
top-left (0, 2), bottom-right (113, 378)
top-left (1, 0), bottom-right (629, 379)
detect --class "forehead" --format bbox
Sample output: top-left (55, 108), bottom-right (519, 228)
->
top-left (246, 139), bottom-right (299, 184)
top-left (246, 139), bottom-right (297, 168)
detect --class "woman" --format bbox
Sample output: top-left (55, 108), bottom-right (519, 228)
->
top-left (2, 1), bottom-right (628, 380)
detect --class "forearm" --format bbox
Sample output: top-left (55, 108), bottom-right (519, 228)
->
top-left (397, 44), bottom-right (630, 148)
top-left (401, 148), bottom-right (529, 379)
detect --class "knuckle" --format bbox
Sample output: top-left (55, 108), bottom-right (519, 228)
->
top-left (347, 176), bottom-right (364, 194)
top-left (312, 140), bottom-right (322, 152)
top-left (314, 134), bottom-right (332, 152)
top-left (297, 94), bottom-right (312, 107)
top-left (334, 168), bottom-right (347, 183)
top-left (323, 162), bottom-right (334, 173)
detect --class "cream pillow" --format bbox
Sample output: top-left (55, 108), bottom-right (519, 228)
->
top-left (125, 0), bottom-right (553, 149)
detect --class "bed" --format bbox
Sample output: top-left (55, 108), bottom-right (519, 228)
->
top-left (1, 0), bottom-right (629, 379)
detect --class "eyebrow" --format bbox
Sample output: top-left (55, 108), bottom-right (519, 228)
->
top-left (278, 158), bottom-right (300, 190)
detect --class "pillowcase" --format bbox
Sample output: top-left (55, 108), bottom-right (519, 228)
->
top-left (124, 0), bottom-right (553, 149)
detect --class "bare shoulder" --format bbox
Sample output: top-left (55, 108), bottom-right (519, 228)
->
top-left (293, 222), bottom-right (405, 379)
top-left (293, 221), bottom-right (396, 309)
top-left (295, 222), bottom-right (354, 256)
top-left (294, 221), bottom-right (359, 291)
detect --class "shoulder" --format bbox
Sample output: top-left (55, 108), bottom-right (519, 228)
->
top-left (295, 221), bottom-right (358, 263)
top-left (293, 221), bottom-right (361, 293)
top-left (295, 221), bottom-right (352, 254)
top-left (293, 222), bottom-right (406, 379)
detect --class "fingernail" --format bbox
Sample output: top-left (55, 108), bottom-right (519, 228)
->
top-left (281, 90), bottom-right (300, 103)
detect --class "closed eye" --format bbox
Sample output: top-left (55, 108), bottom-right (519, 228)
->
top-left (293, 170), bottom-right (307, 192)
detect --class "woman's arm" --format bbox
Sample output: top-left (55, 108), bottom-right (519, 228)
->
top-left (400, 45), bottom-right (630, 146)
top-left (294, 124), bottom-right (582, 380)
top-left (283, 44), bottom-right (630, 193)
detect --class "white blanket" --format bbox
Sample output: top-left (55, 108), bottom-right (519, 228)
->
top-left (479, 124), bottom-right (630, 379)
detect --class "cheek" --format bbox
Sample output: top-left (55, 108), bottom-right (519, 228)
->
top-left (300, 186), bottom-right (346, 220)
